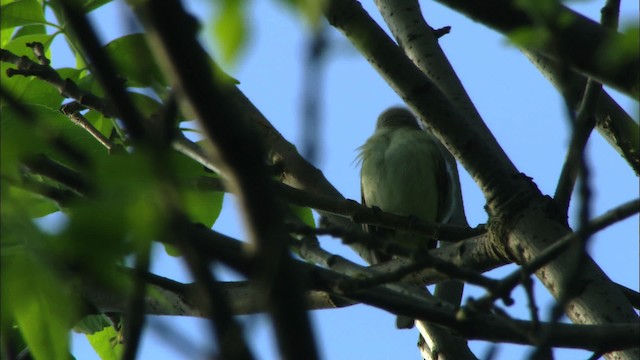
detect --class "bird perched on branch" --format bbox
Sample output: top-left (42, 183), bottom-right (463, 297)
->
top-left (358, 106), bottom-right (455, 263)
top-left (358, 106), bottom-right (456, 328)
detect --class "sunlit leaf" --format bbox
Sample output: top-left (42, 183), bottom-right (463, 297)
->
top-left (62, 0), bottom-right (114, 13)
top-left (0, 0), bottom-right (46, 29)
top-left (0, 34), bottom-right (61, 109)
top-left (86, 325), bottom-right (124, 360)
top-left (11, 23), bottom-right (46, 38)
top-left (1, 27), bottom-right (15, 47)
top-left (73, 314), bottom-right (112, 334)
top-left (290, 205), bottom-right (315, 228)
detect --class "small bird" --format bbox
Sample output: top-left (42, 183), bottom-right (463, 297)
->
top-left (358, 107), bottom-right (455, 329)
top-left (358, 106), bottom-right (455, 263)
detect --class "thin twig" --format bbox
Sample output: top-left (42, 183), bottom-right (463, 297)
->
top-left (60, 102), bottom-right (115, 151)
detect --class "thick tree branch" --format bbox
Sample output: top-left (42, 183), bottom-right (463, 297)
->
top-left (434, 0), bottom-right (639, 98)
top-left (478, 198), bottom-right (639, 306)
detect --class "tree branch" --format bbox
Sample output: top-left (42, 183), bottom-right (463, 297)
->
top-left (324, 2), bottom-right (639, 359)
top-left (433, 0), bottom-right (639, 98)
top-left (130, 1), bottom-right (319, 359)
top-left (523, 50), bottom-right (639, 176)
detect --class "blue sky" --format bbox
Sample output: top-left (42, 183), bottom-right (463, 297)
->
top-left (37, 0), bottom-right (640, 359)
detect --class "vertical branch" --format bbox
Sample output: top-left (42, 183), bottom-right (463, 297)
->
top-left (300, 26), bottom-right (328, 165)
top-left (554, 0), bottom-right (620, 216)
top-left (129, 1), bottom-right (320, 359)
top-left (536, 1), bottom-right (622, 357)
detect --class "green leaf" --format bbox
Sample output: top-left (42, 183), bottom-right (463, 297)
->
top-left (1, 104), bottom-right (48, 179)
top-left (1, 103), bottom-right (109, 182)
top-left (1, 215), bottom-right (77, 360)
top-left (86, 325), bottom-right (124, 360)
top-left (507, 27), bottom-right (551, 49)
top-left (81, 0), bottom-right (113, 13)
top-left (59, 0), bottom-right (113, 13)
top-left (211, 0), bottom-right (248, 65)
top-left (6, 184), bottom-right (60, 218)
top-left (162, 149), bottom-right (224, 257)
top-left (1, 27), bottom-right (14, 47)
top-left (84, 109), bottom-right (114, 135)
top-left (128, 91), bottom-right (162, 118)
top-left (73, 314), bottom-right (112, 334)
top-left (11, 23), bottom-right (46, 38)
top-left (277, 0), bottom-right (325, 28)
top-left (600, 25), bottom-right (640, 70)
top-left (103, 33), bottom-right (166, 89)
top-left (172, 149), bottom-right (223, 229)
top-left (290, 205), bottom-right (315, 227)
top-left (0, 34), bottom-right (62, 110)
top-left (0, 0), bottom-right (46, 29)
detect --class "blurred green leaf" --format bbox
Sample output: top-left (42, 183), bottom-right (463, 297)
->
top-left (73, 314), bottom-right (112, 334)
top-left (290, 205), bottom-right (315, 228)
top-left (1, 103), bottom-right (109, 206)
top-left (11, 23), bottom-right (46, 38)
top-left (212, 0), bottom-right (247, 65)
top-left (162, 149), bottom-right (223, 257)
top-left (1, 104), bottom-right (48, 179)
top-left (175, 147), bottom-right (223, 227)
top-left (76, 72), bottom-right (105, 97)
top-left (514, 0), bottom-right (557, 20)
top-left (1, 209), bottom-right (77, 360)
top-left (6, 184), bottom-right (60, 218)
top-left (277, 0), bottom-right (325, 28)
top-left (507, 26), bottom-right (551, 49)
top-left (600, 25), bottom-right (640, 70)
top-left (81, 0), bottom-right (113, 13)
top-left (61, 0), bottom-right (114, 13)
top-left (0, 0), bottom-right (46, 30)
top-left (104, 33), bottom-right (166, 89)
top-left (128, 91), bottom-right (162, 118)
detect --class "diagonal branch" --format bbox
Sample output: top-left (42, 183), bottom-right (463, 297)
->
top-left (433, 0), bottom-right (639, 98)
